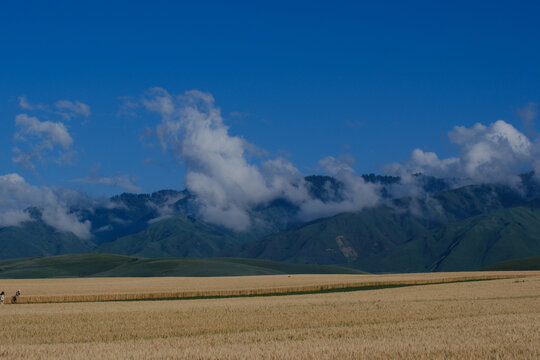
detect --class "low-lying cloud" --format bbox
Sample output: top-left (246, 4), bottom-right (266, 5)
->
top-left (388, 120), bottom-right (538, 187)
top-left (0, 173), bottom-right (92, 239)
top-left (296, 156), bottom-right (380, 221)
top-left (143, 88), bottom-right (382, 230)
top-left (141, 88), bottom-right (540, 230)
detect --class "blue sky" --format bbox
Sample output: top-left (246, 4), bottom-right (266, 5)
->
top-left (2, 0), bottom-right (540, 196)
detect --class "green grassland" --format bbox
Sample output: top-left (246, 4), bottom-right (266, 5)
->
top-left (482, 256), bottom-right (540, 271)
top-left (239, 187), bottom-right (540, 272)
top-left (0, 253), bottom-right (367, 279)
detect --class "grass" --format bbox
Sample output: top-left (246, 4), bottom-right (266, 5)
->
top-left (0, 272), bottom-right (539, 359)
top-left (0, 271), bottom-right (534, 304)
top-left (482, 256), bottom-right (540, 271)
top-left (0, 253), bottom-right (367, 279)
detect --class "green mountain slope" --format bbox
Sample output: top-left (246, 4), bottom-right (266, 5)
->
top-left (429, 205), bottom-right (540, 271)
top-left (97, 215), bottom-right (245, 258)
top-left (233, 206), bottom-right (429, 264)
top-left (430, 184), bottom-right (525, 221)
top-left (237, 185), bottom-right (540, 272)
top-left (482, 256), bottom-right (540, 271)
top-left (359, 204), bottom-right (540, 272)
top-left (0, 253), bottom-right (367, 278)
top-left (0, 221), bottom-right (94, 260)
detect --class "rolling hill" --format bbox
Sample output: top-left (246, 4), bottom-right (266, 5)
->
top-left (482, 255), bottom-right (540, 271)
top-left (97, 214), bottom-right (245, 258)
top-left (357, 202), bottom-right (540, 272)
top-left (230, 205), bottom-right (430, 265)
top-left (0, 220), bottom-right (94, 260)
top-left (0, 253), bottom-right (367, 278)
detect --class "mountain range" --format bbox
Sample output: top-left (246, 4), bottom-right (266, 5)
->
top-left (1, 173), bottom-right (540, 273)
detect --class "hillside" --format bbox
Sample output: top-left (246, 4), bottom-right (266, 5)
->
top-left (231, 205), bottom-right (429, 265)
top-left (0, 220), bottom-right (94, 260)
top-left (1, 177), bottom-right (539, 273)
top-left (358, 203), bottom-right (540, 272)
top-left (97, 215), bottom-right (246, 258)
top-left (0, 253), bottom-right (367, 278)
top-left (235, 185), bottom-right (540, 272)
top-left (482, 256), bottom-right (540, 271)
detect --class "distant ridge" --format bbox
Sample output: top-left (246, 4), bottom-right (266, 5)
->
top-left (0, 253), bottom-right (367, 279)
top-left (482, 256), bottom-right (540, 271)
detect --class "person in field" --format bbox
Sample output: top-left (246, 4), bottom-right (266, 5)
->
top-left (0, 291), bottom-right (4, 304)
top-left (12, 290), bottom-right (20, 304)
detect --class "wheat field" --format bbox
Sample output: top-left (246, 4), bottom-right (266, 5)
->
top-left (0, 272), bottom-right (531, 303)
top-left (0, 272), bottom-right (539, 359)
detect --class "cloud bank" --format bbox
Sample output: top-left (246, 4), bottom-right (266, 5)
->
top-left (387, 120), bottom-right (537, 187)
top-left (0, 173), bottom-right (92, 239)
top-left (296, 156), bottom-right (380, 221)
top-left (143, 88), bottom-right (381, 230)
top-left (141, 88), bottom-right (540, 230)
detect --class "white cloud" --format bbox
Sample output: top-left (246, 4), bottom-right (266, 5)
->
top-left (141, 89), bottom-right (540, 229)
top-left (73, 174), bottom-right (141, 193)
top-left (143, 88), bottom-right (383, 230)
top-left (12, 114), bottom-right (74, 168)
top-left (318, 155), bottom-right (356, 174)
top-left (54, 100), bottom-right (91, 120)
top-left (0, 173), bottom-right (92, 239)
top-left (18, 96), bottom-right (49, 111)
top-left (388, 120), bottom-right (535, 186)
top-left (517, 102), bottom-right (538, 128)
top-left (0, 209), bottom-right (31, 227)
top-left (11, 147), bottom-right (41, 169)
top-left (15, 114), bottom-right (73, 148)
top-left (18, 95), bottom-right (91, 120)
top-left (450, 120), bottom-right (531, 157)
top-left (143, 88), bottom-right (272, 230)
top-left (297, 156), bottom-right (381, 220)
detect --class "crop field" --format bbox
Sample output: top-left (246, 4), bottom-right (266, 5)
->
top-left (0, 272), bottom-right (539, 359)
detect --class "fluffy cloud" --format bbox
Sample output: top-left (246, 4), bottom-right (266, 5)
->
top-left (12, 114), bottom-right (74, 168)
top-left (297, 156), bottom-right (381, 220)
top-left (389, 120), bottom-right (536, 186)
top-left (15, 114), bottom-right (73, 148)
top-left (13, 96), bottom-right (89, 168)
top-left (143, 88), bottom-right (289, 230)
top-left (0, 173), bottom-right (92, 239)
top-left (143, 88), bottom-right (381, 230)
top-left (140, 89), bottom-right (540, 230)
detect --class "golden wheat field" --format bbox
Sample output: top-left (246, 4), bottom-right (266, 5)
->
top-left (0, 272), bottom-right (539, 359)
